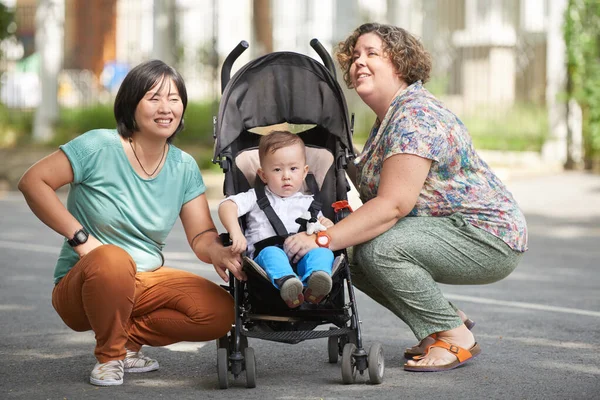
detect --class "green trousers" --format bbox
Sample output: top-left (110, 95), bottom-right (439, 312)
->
top-left (350, 213), bottom-right (523, 340)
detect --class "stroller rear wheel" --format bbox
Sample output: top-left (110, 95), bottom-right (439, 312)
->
top-left (328, 335), bottom-right (339, 363)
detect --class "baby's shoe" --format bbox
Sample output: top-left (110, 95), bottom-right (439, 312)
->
top-left (304, 271), bottom-right (332, 304)
top-left (280, 277), bottom-right (304, 308)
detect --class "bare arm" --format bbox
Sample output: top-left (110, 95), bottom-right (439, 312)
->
top-left (18, 150), bottom-right (103, 257)
top-left (217, 199), bottom-right (247, 254)
top-left (284, 153), bottom-right (432, 261)
top-left (180, 194), bottom-right (246, 282)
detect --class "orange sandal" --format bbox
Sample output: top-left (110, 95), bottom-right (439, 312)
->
top-left (404, 340), bottom-right (481, 372)
top-left (403, 318), bottom-right (475, 359)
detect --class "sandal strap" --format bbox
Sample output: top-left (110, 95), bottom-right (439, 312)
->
top-left (412, 339), bottom-right (474, 363)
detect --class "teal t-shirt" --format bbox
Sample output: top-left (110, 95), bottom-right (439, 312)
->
top-left (54, 129), bottom-right (206, 284)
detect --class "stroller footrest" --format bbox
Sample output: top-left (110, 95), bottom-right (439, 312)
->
top-left (243, 326), bottom-right (354, 342)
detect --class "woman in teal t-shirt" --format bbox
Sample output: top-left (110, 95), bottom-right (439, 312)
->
top-left (18, 60), bottom-right (245, 387)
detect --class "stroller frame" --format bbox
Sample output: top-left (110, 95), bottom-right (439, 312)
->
top-left (213, 40), bottom-right (385, 389)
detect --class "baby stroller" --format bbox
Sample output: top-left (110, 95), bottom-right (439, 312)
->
top-left (212, 39), bottom-right (385, 388)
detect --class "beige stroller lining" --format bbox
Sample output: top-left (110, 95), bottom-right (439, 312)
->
top-left (234, 146), bottom-right (334, 193)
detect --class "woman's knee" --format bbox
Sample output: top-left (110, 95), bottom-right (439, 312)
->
top-left (195, 285), bottom-right (234, 338)
top-left (213, 299), bottom-right (235, 337)
top-left (82, 244), bottom-right (136, 281)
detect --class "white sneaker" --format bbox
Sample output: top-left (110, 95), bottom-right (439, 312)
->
top-left (89, 360), bottom-right (124, 386)
top-left (124, 349), bottom-right (159, 373)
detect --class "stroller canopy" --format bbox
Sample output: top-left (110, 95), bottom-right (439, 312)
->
top-left (215, 51), bottom-right (353, 157)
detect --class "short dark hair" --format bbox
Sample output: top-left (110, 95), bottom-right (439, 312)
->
top-left (114, 59), bottom-right (188, 143)
top-left (336, 22), bottom-right (432, 88)
top-left (258, 131), bottom-right (306, 165)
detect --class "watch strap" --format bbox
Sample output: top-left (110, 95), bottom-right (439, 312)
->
top-left (315, 231), bottom-right (331, 248)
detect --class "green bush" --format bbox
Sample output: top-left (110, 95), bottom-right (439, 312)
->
top-left (0, 104), bottom-right (34, 146)
top-left (173, 101), bottom-right (216, 147)
top-left (349, 101), bottom-right (547, 152)
top-left (462, 103), bottom-right (548, 152)
top-left (52, 105), bottom-right (116, 146)
top-left (564, 0), bottom-right (600, 168)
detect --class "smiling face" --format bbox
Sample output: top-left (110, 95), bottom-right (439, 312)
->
top-left (257, 142), bottom-right (309, 198)
top-left (134, 77), bottom-right (183, 140)
top-left (350, 32), bottom-right (406, 117)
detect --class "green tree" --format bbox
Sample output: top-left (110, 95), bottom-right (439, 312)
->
top-left (0, 3), bottom-right (14, 40)
top-left (564, 0), bottom-right (600, 169)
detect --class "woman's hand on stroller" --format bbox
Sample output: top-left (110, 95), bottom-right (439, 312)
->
top-left (284, 232), bottom-right (319, 264)
top-left (211, 245), bottom-right (247, 282)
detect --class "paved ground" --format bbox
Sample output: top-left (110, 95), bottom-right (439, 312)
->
top-left (0, 170), bottom-right (599, 399)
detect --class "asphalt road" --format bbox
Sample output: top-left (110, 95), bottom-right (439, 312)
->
top-left (1, 171), bottom-right (599, 400)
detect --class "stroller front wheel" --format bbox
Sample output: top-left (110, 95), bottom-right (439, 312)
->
top-left (341, 343), bottom-right (357, 384)
top-left (244, 347), bottom-right (257, 388)
top-left (217, 347), bottom-right (229, 389)
top-left (367, 342), bottom-right (385, 384)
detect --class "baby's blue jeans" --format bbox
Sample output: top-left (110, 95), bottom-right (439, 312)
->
top-left (254, 246), bottom-right (334, 289)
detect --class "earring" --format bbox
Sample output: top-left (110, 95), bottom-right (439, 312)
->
top-left (132, 119), bottom-right (138, 130)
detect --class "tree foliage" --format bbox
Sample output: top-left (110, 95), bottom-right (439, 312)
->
top-left (0, 3), bottom-right (14, 40)
top-left (564, 0), bottom-right (600, 168)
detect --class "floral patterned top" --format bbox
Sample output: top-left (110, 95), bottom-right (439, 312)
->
top-left (354, 81), bottom-right (528, 252)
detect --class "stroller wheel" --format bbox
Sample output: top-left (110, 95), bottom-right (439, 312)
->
top-left (328, 335), bottom-right (339, 363)
top-left (217, 347), bottom-right (229, 389)
top-left (367, 342), bottom-right (385, 384)
top-left (341, 343), bottom-right (357, 384)
top-left (216, 335), bottom-right (229, 355)
top-left (240, 334), bottom-right (249, 353)
top-left (244, 347), bottom-right (257, 388)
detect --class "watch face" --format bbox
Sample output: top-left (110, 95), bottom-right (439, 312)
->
top-left (316, 233), bottom-right (330, 246)
top-left (74, 230), bottom-right (88, 244)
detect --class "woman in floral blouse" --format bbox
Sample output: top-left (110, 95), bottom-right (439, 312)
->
top-left (284, 22), bottom-right (527, 372)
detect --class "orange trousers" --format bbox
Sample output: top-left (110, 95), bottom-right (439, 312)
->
top-left (52, 245), bottom-right (234, 363)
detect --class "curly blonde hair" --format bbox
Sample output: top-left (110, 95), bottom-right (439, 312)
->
top-left (336, 23), bottom-right (432, 88)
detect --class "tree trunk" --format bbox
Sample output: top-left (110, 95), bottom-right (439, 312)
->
top-left (252, 0), bottom-right (272, 57)
top-left (33, 0), bottom-right (64, 142)
top-left (153, 0), bottom-right (177, 66)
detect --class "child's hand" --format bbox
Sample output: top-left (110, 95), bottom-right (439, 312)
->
top-left (319, 216), bottom-right (334, 228)
top-left (229, 233), bottom-right (247, 254)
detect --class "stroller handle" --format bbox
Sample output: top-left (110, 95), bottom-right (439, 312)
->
top-left (310, 38), bottom-right (337, 80)
top-left (221, 40), bottom-right (249, 93)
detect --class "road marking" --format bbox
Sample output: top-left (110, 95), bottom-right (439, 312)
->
top-left (0, 240), bottom-right (59, 254)
top-left (446, 293), bottom-right (600, 318)
top-left (0, 240), bottom-right (213, 272)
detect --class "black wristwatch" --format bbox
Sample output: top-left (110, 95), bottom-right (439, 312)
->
top-left (67, 228), bottom-right (89, 247)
